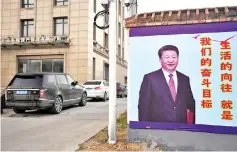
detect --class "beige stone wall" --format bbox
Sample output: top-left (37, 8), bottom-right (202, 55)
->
top-left (1, 0), bottom-right (128, 89)
top-left (36, 0), bottom-right (54, 37)
top-left (116, 64), bottom-right (127, 84)
top-left (67, 0), bottom-right (90, 85)
top-left (1, 0), bottom-right (90, 88)
top-left (2, 0), bottom-right (20, 37)
top-left (87, 0), bottom-right (95, 82)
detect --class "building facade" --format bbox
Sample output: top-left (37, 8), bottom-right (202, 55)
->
top-left (1, 0), bottom-right (137, 89)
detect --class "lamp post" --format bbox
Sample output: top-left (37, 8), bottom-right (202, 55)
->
top-left (107, 0), bottom-right (117, 144)
top-left (94, 0), bottom-right (118, 144)
top-left (94, 0), bottom-right (137, 144)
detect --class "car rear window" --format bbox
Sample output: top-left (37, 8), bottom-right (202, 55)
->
top-left (9, 75), bottom-right (43, 88)
top-left (83, 81), bottom-right (101, 85)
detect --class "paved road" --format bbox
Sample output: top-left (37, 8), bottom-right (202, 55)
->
top-left (1, 98), bottom-right (127, 151)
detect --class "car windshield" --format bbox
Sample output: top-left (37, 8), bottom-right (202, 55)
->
top-left (9, 75), bottom-right (43, 88)
top-left (83, 81), bottom-right (101, 85)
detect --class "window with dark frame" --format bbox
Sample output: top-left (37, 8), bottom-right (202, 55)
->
top-left (122, 5), bottom-right (124, 19)
top-left (122, 47), bottom-right (124, 59)
top-left (122, 27), bottom-right (124, 42)
top-left (22, 0), bottom-right (34, 8)
top-left (42, 60), bottom-right (53, 72)
top-left (119, 0), bottom-right (121, 16)
top-left (118, 44), bottom-right (121, 57)
top-left (55, 0), bottom-right (68, 6)
top-left (125, 76), bottom-right (127, 85)
top-left (54, 17), bottom-right (68, 36)
top-left (21, 19), bottom-right (34, 37)
top-left (118, 22), bottom-right (121, 39)
top-left (104, 32), bottom-right (108, 49)
top-left (93, 58), bottom-right (96, 80)
top-left (18, 59), bottom-right (64, 73)
top-left (104, 63), bottom-right (109, 81)
top-left (93, 24), bottom-right (96, 40)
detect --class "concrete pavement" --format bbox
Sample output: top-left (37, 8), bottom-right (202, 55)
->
top-left (1, 98), bottom-right (127, 151)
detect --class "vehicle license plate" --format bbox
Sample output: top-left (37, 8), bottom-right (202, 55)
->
top-left (16, 90), bottom-right (28, 95)
top-left (86, 88), bottom-right (92, 90)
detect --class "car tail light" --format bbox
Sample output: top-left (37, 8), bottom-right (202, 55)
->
top-left (40, 90), bottom-right (45, 98)
top-left (95, 86), bottom-right (102, 90)
top-left (6, 90), bottom-right (13, 100)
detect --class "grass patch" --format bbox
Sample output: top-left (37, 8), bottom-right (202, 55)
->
top-left (117, 111), bottom-right (127, 129)
top-left (77, 111), bottom-right (143, 151)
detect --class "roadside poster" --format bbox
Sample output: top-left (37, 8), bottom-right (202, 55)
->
top-left (128, 21), bottom-right (237, 134)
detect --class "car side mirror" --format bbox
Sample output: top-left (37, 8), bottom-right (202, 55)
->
top-left (71, 81), bottom-right (78, 86)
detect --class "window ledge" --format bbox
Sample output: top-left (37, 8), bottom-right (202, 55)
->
top-left (54, 5), bottom-right (68, 8)
top-left (21, 8), bottom-right (34, 10)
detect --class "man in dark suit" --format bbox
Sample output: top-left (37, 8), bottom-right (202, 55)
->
top-left (138, 45), bottom-right (195, 124)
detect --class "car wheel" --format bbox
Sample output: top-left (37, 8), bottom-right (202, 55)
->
top-left (50, 96), bottom-right (63, 114)
top-left (103, 92), bottom-right (107, 101)
top-left (79, 92), bottom-right (87, 106)
top-left (13, 107), bottom-right (26, 114)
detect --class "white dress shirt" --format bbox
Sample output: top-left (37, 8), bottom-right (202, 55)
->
top-left (162, 68), bottom-right (178, 93)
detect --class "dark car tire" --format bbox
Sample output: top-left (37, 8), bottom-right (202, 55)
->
top-left (103, 92), bottom-right (107, 101)
top-left (50, 96), bottom-right (63, 114)
top-left (13, 107), bottom-right (26, 114)
top-left (120, 92), bottom-right (124, 98)
top-left (79, 92), bottom-right (87, 106)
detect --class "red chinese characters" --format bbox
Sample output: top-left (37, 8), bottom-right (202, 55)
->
top-left (221, 111), bottom-right (233, 120)
top-left (220, 40), bottom-right (233, 120)
top-left (200, 37), bottom-right (212, 108)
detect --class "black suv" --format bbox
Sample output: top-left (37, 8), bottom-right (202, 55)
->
top-left (5, 73), bottom-right (87, 114)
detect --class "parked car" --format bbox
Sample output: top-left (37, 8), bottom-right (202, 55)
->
top-left (82, 80), bottom-right (109, 101)
top-left (5, 72), bottom-right (87, 114)
top-left (117, 82), bottom-right (126, 98)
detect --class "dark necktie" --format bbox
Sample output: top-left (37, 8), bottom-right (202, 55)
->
top-left (169, 74), bottom-right (176, 102)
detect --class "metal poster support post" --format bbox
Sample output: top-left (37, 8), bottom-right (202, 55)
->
top-left (94, 0), bottom-right (117, 144)
top-left (94, 0), bottom-right (137, 144)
